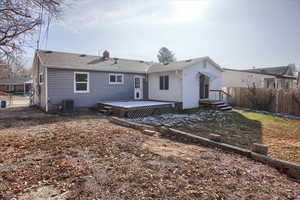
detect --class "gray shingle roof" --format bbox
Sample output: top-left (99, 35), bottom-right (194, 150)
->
top-left (247, 66), bottom-right (292, 76)
top-left (38, 50), bottom-right (153, 74)
top-left (37, 50), bottom-right (222, 74)
top-left (148, 57), bottom-right (222, 73)
top-left (224, 65), bottom-right (297, 79)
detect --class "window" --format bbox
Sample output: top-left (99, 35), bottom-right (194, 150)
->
top-left (39, 73), bottom-right (44, 84)
top-left (74, 72), bottom-right (89, 93)
top-left (109, 73), bottom-right (124, 84)
top-left (5, 85), bottom-right (16, 92)
top-left (159, 75), bottom-right (169, 90)
top-left (135, 77), bottom-right (141, 88)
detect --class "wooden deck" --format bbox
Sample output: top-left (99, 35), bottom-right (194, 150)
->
top-left (97, 101), bottom-right (175, 118)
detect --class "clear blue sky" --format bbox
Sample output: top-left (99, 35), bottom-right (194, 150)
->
top-left (25, 0), bottom-right (300, 69)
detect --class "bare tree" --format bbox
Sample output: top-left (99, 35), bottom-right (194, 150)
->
top-left (9, 52), bottom-right (26, 76)
top-left (0, 0), bottom-right (63, 59)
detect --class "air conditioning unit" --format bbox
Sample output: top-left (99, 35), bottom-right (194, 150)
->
top-left (62, 99), bottom-right (74, 113)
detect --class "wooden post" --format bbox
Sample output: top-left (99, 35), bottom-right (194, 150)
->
top-left (275, 89), bottom-right (279, 113)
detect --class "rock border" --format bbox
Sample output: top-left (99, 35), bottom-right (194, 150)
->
top-left (110, 117), bottom-right (300, 181)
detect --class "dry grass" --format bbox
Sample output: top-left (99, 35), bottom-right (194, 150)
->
top-left (175, 109), bottom-right (300, 164)
top-left (237, 110), bottom-right (300, 164)
top-left (0, 112), bottom-right (299, 199)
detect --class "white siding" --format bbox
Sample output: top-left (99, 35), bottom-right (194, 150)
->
top-left (182, 61), bottom-right (222, 109)
top-left (148, 71), bottom-right (182, 102)
top-left (222, 70), bottom-right (275, 88)
top-left (222, 70), bottom-right (298, 89)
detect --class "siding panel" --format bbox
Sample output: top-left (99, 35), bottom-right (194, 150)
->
top-left (47, 69), bottom-right (146, 110)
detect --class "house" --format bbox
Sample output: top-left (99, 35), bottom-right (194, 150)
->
top-left (0, 76), bottom-right (33, 94)
top-left (32, 50), bottom-right (223, 112)
top-left (223, 64), bottom-right (298, 89)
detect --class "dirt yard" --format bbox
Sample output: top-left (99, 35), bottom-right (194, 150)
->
top-left (173, 109), bottom-right (300, 164)
top-left (0, 108), bottom-right (299, 199)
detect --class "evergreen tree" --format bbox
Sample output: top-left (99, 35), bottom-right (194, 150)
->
top-left (157, 47), bottom-right (176, 64)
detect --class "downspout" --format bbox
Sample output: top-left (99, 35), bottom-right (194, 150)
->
top-left (45, 67), bottom-right (48, 112)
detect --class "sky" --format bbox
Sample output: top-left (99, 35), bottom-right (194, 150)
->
top-left (25, 0), bottom-right (300, 69)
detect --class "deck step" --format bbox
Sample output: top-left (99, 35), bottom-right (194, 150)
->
top-left (220, 106), bottom-right (232, 111)
top-left (210, 101), bottom-right (225, 105)
top-left (104, 106), bottom-right (112, 109)
top-left (199, 100), bottom-right (232, 111)
top-left (99, 109), bottom-right (109, 113)
top-left (216, 104), bottom-right (229, 108)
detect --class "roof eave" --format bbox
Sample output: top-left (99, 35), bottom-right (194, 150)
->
top-left (46, 65), bottom-right (148, 74)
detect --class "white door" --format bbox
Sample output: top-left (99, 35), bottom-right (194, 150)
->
top-left (134, 76), bottom-right (143, 100)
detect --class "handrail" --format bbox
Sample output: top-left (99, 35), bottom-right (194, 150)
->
top-left (0, 91), bottom-right (12, 105)
top-left (210, 89), bottom-right (232, 97)
top-left (210, 89), bottom-right (232, 101)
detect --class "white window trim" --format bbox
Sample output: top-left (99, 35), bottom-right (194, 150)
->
top-left (74, 72), bottom-right (90, 93)
top-left (39, 73), bottom-right (44, 85)
top-left (109, 73), bottom-right (124, 85)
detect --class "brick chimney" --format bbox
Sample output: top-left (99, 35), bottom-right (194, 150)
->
top-left (102, 50), bottom-right (110, 60)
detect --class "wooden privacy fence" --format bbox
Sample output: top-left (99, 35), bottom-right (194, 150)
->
top-left (224, 87), bottom-right (300, 116)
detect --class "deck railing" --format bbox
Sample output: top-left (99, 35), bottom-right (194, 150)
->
top-left (210, 89), bottom-right (232, 101)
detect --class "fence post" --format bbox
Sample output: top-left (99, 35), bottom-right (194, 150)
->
top-left (275, 89), bottom-right (279, 113)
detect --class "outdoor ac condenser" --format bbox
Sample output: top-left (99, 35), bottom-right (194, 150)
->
top-left (62, 99), bottom-right (74, 113)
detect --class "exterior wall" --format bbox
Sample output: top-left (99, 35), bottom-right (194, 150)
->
top-left (148, 71), bottom-right (182, 102)
top-left (182, 61), bottom-right (222, 109)
top-left (277, 78), bottom-right (297, 89)
top-left (143, 78), bottom-right (149, 100)
top-left (223, 70), bottom-right (297, 89)
top-left (223, 70), bottom-right (275, 88)
top-left (32, 56), bottom-right (47, 110)
top-left (47, 68), bottom-right (146, 110)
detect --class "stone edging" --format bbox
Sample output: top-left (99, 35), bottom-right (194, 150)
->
top-left (110, 117), bottom-right (300, 181)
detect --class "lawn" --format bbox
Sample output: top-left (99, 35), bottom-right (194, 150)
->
top-left (0, 109), bottom-right (299, 199)
top-left (174, 109), bottom-right (300, 164)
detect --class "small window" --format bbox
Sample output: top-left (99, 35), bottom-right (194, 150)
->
top-left (39, 73), bottom-right (44, 84)
top-left (159, 75), bottom-right (169, 90)
top-left (109, 73), bottom-right (124, 84)
top-left (135, 77), bottom-right (141, 88)
top-left (74, 72), bottom-right (89, 93)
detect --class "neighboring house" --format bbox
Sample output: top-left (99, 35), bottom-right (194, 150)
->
top-left (223, 65), bottom-right (298, 89)
top-left (0, 77), bottom-right (33, 94)
top-left (32, 50), bottom-right (223, 112)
